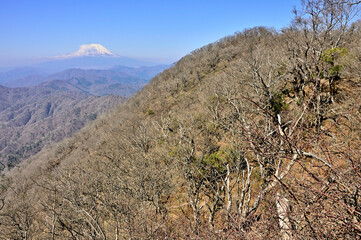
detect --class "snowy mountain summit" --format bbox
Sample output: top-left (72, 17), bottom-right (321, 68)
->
top-left (57, 44), bottom-right (118, 58)
top-left (29, 44), bottom-right (155, 71)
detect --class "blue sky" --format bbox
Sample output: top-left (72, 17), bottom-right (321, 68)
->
top-left (0, 0), bottom-right (300, 67)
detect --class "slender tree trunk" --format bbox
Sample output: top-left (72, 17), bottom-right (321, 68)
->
top-left (226, 164), bottom-right (232, 221)
top-left (190, 197), bottom-right (200, 235)
top-left (276, 193), bottom-right (293, 240)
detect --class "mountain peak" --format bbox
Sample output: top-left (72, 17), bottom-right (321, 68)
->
top-left (57, 44), bottom-right (118, 58)
top-left (74, 44), bottom-right (117, 57)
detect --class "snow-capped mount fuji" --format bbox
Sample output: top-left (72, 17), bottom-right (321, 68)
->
top-left (0, 44), bottom-right (170, 87)
top-left (19, 44), bottom-right (160, 73)
top-left (58, 44), bottom-right (119, 58)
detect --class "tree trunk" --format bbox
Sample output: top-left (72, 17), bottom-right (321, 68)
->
top-left (276, 193), bottom-right (293, 240)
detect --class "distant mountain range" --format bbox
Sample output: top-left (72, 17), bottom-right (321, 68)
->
top-left (1, 44), bottom-right (165, 74)
top-left (0, 65), bottom-right (169, 96)
top-left (0, 67), bottom-right (49, 85)
top-left (0, 44), bottom-right (170, 96)
top-left (28, 55), bottom-right (157, 73)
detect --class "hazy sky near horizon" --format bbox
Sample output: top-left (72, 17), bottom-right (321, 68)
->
top-left (0, 0), bottom-right (300, 67)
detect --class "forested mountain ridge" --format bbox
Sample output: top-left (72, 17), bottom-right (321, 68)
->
top-left (39, 68), bottom-right (145, 97)
top-left (1, 1), bottom-right (361, 239)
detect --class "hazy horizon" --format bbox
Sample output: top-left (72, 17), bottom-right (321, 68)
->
top-left (0, 0), bottom-right (300, 68)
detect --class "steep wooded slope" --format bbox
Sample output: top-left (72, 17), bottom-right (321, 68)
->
top-left (0, 85), bottom-right (125, 170)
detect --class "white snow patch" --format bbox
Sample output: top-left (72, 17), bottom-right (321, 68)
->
top-left (54, 44), bottom-right (118, 58)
